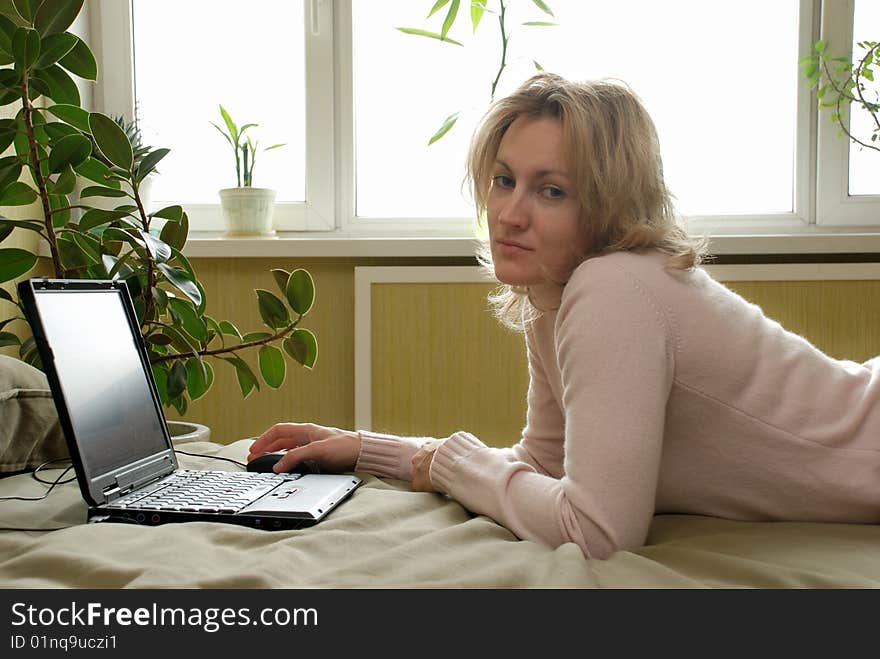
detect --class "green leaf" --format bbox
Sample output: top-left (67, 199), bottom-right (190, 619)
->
top-left (0, 331), bottom-right (20, 347)
top-left (80, 184), bottom-right (129, 199)
top-left (51, 164), bottom-right (75, 194)
top-left (74, 157), bottom-right (122, 188)
top-left (47, 131), bottom-right (90, 172)
top-left (284, 328), bottom-right (318, 369)
top-left (471, 0), bottom-right (486, 32)
top-left (286, 268), bottom-right (314, 315)
top-left (256, 288), bottom-right (291, 329)
top-left (156, 261), bottom-right (202, 307)
top-left (78, 208), bottom-right (132, 232)
top-left (34, 31), bottom-right (75, 68)
top-left (159, 210), bottom-right (188, 251)
top-left (222, 355), bottom-right (260, 398)
top-left (242, 331), bottom-right (272, 342)
top-left (218, 104), bottom-right (238, 144)
top-left (0, 246), bottom-right (36, 282)
top-left (168, 298), bottom-right (208, 341)
top-left (46, 103), bottom-right (89, 131)
top-left (89, 112), bottom-right (133, 170)
top-left (33, 63), bottom-right (79, 105)
top-left (151, 204), bottom-right (183, 222)
top-left (0, 154), bottom-right (21, 191)
top-left (441, 0), bottom-right (460, 39)
top-left (529, 0), bottom-right (554, 16)
top-left (522, 21), bottom-right (557, 26)
top-left (258, 344), bottom-right (285, 389)
top-left (57, 34), bottom-right (96, 80)
top-left (135, 147), bottom-right (169, 182)
top-left (151, 362), bottom-right (169, 404)
top-left (271, 268), bottom-right (290, 296)
top-left (218, 320), bottom-right (242, 340)
top-left (12, 0), bottom-right (37, 22)
top-left (533, 60), bottom-right (544, 71)
top-left (427, 0), bottom-right (451, 18)
top-left (185, 358), bottom-right (213, 401)
top-left (395, 27), bottom-right (463, 46)
top-left (141, 230), bottom-right (172, 263)
top-left (167, 360), bottom-right (187, 401)
top-left (34, 0), bottom-right (84, 36)
top-left (69, 229), bottom-right (101, 264)
top-left (0, 180), bottom-right (36, 205)
top-left (0, 14), bottom-right (17, 56)
top-left (11, 26), bottom-right (38, 68)
top-left (428, 111), bottom-right (460, 145)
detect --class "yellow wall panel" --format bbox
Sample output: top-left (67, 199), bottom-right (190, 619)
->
top-left (371, 282), bottom-right (528, 446)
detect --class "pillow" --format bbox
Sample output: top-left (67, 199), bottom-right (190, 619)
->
top-left (0, 354), bottom-right (68, 474)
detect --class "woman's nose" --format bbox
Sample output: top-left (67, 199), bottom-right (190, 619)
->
top-left (497, 190), bottom-right (529, 229)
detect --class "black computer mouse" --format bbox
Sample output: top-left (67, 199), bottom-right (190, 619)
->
top-left (246, 451), bottom-right (320, 474)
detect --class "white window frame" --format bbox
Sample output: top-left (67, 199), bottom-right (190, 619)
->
top-left (815, 0), bottom-right (880, 226)
top-left (88, 0), bottom-right (880, 254)
top-left (89, 0), bottom-right (334, 232)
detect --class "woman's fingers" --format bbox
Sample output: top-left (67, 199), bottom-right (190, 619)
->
top-left (248, 422), bottom-right (318, 459)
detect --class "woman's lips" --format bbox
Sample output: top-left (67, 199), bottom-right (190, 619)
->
top-left (496, 239), bottom-right (532, 252)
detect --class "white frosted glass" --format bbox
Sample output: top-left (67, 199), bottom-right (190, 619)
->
top-left (353, 0), bottom-right (798, 218)
top-left (132, 0), bottom-right (306, 204)
top-left (848, 0), bottom-right (880, 196)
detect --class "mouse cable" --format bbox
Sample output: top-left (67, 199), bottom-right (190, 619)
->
top-left (0, 461), bottom-right (76, 532)
top-left (173, 449), bottom-right (247, 469)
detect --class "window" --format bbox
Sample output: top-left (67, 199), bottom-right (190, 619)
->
top-left (92, 0), bottom-right (880, 250)
top-left (815, 0), bottom-right (880, 225)
top-left (353, 0), bottom-right (798, 219)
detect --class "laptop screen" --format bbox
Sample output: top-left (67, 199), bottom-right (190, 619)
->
top-left (33, 287), bottom-right (169, 476)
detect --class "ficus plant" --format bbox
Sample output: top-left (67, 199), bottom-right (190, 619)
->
top-left (801, 37), bottom-right (880, 154)
top-left (397, 0), bottom-right (557, 144)
top-left (0, 0), bottom-right (318, 416)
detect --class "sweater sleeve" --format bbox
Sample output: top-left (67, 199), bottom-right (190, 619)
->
top-left (429, 261), bottom-right (675, 558)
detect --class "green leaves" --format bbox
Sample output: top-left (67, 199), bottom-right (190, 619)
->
top-left (395, 27), bottom-right (463, 46)
top-left (428, 111), bottom-right (460, 145)
top-left (256, 289), bottom-right (290, 329)
top-left (89, 111), bottom-right (133, 170)
top-left (0, 247), bottom-right (36, 282)
top-left (284, 329), bottom-right (317, 369)
top-left (258, 345), bottom-right (285, 388)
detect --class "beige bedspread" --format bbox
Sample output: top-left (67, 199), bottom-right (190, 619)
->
top-left (1, 440), bottom-right (878, 589)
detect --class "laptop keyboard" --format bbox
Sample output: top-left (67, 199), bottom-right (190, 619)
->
top-left (109, 470), bottom-right (300, 514)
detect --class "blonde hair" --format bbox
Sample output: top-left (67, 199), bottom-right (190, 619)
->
top-left (467, 72), bottom-right (707, 330)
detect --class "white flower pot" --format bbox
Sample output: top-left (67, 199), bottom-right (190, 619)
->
top-left (166, 420), bottom-right (211, 445)
top-left (218, 187), bottom-right (277, 236)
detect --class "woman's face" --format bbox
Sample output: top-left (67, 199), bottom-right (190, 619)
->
top-left (487, 115), bottom-right (589, 287)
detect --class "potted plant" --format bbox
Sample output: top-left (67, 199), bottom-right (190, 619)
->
top-left (211, 105), bottom-right (285, 236)
top-left (801, 37), bottom-right (879, 155)
top-left (0, 0), bottom-right (319, 422)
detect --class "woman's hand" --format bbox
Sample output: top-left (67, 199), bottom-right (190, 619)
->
top-left (248, 423), bottom-right (361, 474)
top-left (411, 438), bottom-right (446, 492)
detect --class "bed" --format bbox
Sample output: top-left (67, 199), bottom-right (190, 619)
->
top-left (1, 438), bottom-right (878, 589)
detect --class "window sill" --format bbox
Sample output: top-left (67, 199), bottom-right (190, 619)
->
top-left (181, 226), bottom-right (880, 259)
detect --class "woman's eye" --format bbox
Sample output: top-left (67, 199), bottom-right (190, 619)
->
top-left (542, 186), bottom-right (565, 199)
top-left (492, 175), bottom-right (514, 189)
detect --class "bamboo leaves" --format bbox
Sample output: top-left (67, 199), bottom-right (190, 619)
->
top-left (397, 0), bottom-right (557, 144)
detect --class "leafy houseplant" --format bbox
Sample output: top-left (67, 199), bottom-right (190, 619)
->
top-left (0, 0), bottom-right (319, 417)
top-left (398, 0), bottom-right (558, 144)
top-left (211, 105), bottom-right (285, 236)
top-left (801, 37), bottom-right (880, 154)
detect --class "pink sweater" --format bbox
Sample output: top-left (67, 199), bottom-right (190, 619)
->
top-left (356, 250), bottom-right (880, 558)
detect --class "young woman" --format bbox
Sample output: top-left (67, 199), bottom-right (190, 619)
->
top-left (249, 73), bottom-right (880, 559)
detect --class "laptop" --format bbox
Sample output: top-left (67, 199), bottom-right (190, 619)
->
top-left (18, 278), bottom-right (360, 531)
